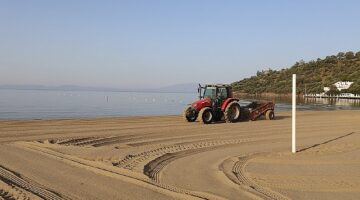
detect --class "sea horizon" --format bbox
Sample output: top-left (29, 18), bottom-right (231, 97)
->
top-left (1, 89), bottom-right (360, 120)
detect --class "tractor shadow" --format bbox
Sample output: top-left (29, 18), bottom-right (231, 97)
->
top-left (208, 113), bottom-right (290, 124)
top-left (197, 108), bottom-right (290, 125)
top-left (238, 115), bottom-right (290, 122)
top-left (273, 115), bottom-right (291, 120)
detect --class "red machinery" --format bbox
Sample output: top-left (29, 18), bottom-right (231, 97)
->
top-left (183, 84), bottom-right (275, 124)
top-left (245, 101), bottom-right (275, 121)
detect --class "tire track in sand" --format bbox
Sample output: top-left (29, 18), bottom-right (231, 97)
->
top-left (18, 142), bottom-right (227, 200)
top-left (0, 165), bottom-right (70, 200)
top-left (141, 141), bottom-right (289, 199)
top-left (143, 147), bottom-right (222, 182)
top-left (0, 180), bottom-right (41, 200)
top-left (114, 135), bottom-right (288, 172)
top-left (220, 154), bottom-right (289, 200)
top-left (0, 188), bottom-right (16, 200)
top-left (113, 138), bottom-right (258, 170)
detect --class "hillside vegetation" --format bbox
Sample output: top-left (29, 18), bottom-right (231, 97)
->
top-left (231, 51), bottom-right (360, 94)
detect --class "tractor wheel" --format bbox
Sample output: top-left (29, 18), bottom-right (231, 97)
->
top-left (183, 106), bottom-right (198, 122)
top-left (224, 101), bottom-right (241, 123)
top-left (199, 107), bottom-right (213, 124)
top-left (265, 110), bottom-right (275, 120)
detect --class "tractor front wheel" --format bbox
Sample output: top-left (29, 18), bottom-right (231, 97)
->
top-left (183, 106), bottom-right (198, 122)
top-left (199, 107), bottom-right (213, 124)
top-left (224, 101), bottom-right (241, 123)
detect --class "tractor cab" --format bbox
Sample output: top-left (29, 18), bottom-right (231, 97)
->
top-left (199, 84), bottom-right (232, 101)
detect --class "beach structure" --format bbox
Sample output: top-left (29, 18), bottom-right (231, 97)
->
top-left (305, 81), bottom-right (359, 99)
top-left (334, 81), bottom-right (353, 91)
top-left (292, 74), bottom-right (296, 153)
top-left (323, 87), bottom-right (330, 93)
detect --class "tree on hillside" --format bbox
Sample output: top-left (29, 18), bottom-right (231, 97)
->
top-left (348, 82), bottom-right (360, 94)
top-left (326, 85), bottom-right (340, 95)
top-left (337, 52), bottom-right (345, 58)
top-left (355, 51), bottom-right (360, 58)
top-left (345, 51), bottom-right (355, 59)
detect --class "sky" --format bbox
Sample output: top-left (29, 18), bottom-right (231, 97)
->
top-left (1, 0), bottom-right (360, 89)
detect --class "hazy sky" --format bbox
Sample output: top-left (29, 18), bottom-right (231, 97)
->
top-left (1, 0), bottom-right (360, 88)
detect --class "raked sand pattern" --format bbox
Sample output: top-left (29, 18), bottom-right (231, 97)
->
top-left (0, 110), bottom-right (359, 199)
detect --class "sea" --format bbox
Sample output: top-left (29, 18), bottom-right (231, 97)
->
top-left (1, 89), bottom-right (360, 120)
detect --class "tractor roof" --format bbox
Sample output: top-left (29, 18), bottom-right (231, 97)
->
top-left (205, 84), bottom-right (231, 88)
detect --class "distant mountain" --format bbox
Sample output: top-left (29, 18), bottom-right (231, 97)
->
top-left (231, 51), bottom-right (360, 94)
top-left (155, 83), bottom-right (198, 93)
top-left (0, 83), bottom-right (199, 93)
top-left (0, 84), bottom-right (125, 92)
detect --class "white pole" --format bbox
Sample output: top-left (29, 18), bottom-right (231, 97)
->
top-left (292, 74), bottom-right (296, 153)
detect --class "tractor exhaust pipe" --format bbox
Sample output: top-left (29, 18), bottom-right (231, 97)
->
top-left (198, 83), bottom-right (203, 99)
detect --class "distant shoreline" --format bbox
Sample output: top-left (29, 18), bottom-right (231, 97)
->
top-left (234, 92), bottom-right (360, 100)
top-left (0, 87), bottom-right (196, 94)
top-left (234, 92), bottom-right (294, 99)
top-left (0, 83), bottom-right (199, 94)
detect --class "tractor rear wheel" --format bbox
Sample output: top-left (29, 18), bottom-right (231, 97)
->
top-left (224, 101), bottom-right (241, 123)
top-left (199, 107), bottom-right (213, 124)
top-left (183, 106), bottom-right (197, 122)
top-left (265, 110), bottom-right (275, 120)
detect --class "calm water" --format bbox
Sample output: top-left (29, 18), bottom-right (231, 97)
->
top-left (0, 89), bottom-right (359, 119)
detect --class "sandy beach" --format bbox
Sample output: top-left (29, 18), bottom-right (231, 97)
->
top-left (0, 110), bottom-right (359, 200)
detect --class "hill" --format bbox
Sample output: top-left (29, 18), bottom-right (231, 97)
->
top-left (231, 51), bottom-right (360, 95)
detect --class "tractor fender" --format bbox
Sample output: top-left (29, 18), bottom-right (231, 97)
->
top-left (221, 98), bottom-right (239, 111)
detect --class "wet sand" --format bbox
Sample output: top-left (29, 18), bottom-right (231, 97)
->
top-left (0, 110), bottom-right (359, 199)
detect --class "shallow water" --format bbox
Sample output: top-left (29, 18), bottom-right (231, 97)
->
top-left (0, 89), bottom-right (359, 119)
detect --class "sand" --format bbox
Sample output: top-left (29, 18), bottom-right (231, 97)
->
top-left (0, 110), bottom-right (359, 200)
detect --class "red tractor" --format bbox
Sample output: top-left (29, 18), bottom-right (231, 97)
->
top-left (183, 84), bottom-right (241, 124)
top-left (183, 84), bottom-right (275, 124)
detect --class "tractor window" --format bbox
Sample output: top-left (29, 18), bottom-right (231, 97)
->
top-left (203, 87), bottom-right (216, 99)
top-left (218, 88), bottom-right (228, 99)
